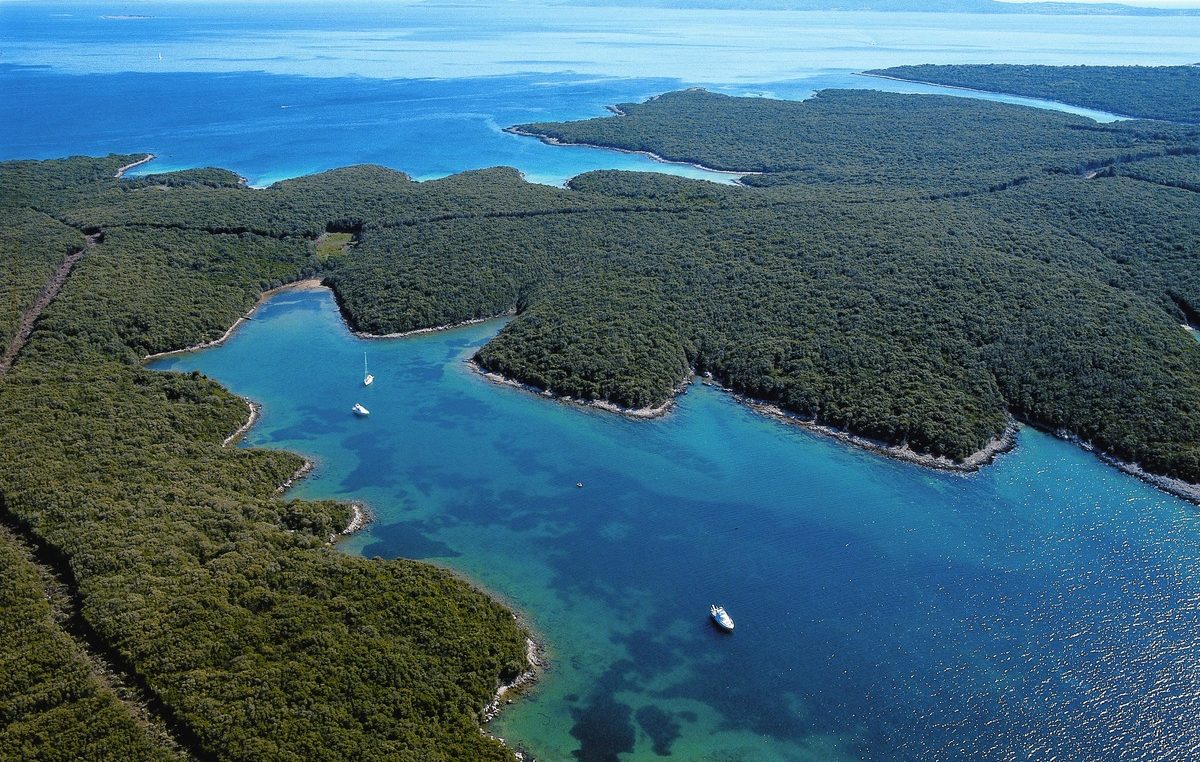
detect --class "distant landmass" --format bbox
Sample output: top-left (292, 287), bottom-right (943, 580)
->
top-left (563, 0), bottom-right (1200, 15)
top-left (868, 64), bottom-right (1200, 122)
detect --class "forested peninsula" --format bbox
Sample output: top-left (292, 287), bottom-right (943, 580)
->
top-left (510, 84), bottom-right (1200, 482)
top-left (864, 64), bottom-right (1200, 123)
top-left (2, 66), bottom-right (1200, 758)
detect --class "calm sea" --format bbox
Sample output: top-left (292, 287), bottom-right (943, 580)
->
top-left (153, 290), bottom-right (1200, 760)
top-left (3, 1), bottom-right (1194, 184)
top-left (16, 1), bottom-right (1200, 758)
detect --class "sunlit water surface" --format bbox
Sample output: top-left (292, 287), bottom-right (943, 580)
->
top-left (152, 290), bottom-right (1200, 760)
top-left (4, 1), bottom-right (1196, 185)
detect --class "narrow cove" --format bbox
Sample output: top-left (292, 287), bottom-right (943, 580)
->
top-left (151, 287), bottom-right (1200, 761)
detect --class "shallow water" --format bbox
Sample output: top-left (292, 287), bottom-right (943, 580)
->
top-left (4, 1), bottom-right (1194, 185)
top-left (0, 66), bottom-right (743, 186)
top-left (153, 289), bottom-right (1200, 760)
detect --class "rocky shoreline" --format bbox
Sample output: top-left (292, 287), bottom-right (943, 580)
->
top-left (341, 503), bottom-right (369, 535)
top-left (724, 383), bottom-right (1020, 473)
top-left (275, 459), bottom-right (314, 495)
top-left (1040, 427), bottom-right (1200, 505)
top-left (222, 398), bottom-right (261, 447)
top-left (353, 310), bottom-right (513, 340)
top-left (855, 72), bottom-right (1135, 121)
top-left (168, 278), bottom-right (1199, 507)
top-left (504, 126), bottom-right (754, 184)
top-left (471, 359), bottom-right (692, 419)
top-left (483, 637), bottom-right (544, 724)
top-left (472, 359), bottom-right (1021, 472)
top-left (483, 636), bottom-right (546, 762)
top-left (113, 153), bottom-right (156, 178)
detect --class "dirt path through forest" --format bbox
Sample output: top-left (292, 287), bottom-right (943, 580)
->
top-left (0, 232), bottom-right (99, 378)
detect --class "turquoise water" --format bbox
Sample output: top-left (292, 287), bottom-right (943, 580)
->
top-left (153, 289), bottom-right (1200, 760)
top-left (0, 66), bottom-right (741, 186)
top-left (4, 2), bottom-right (1197, 185)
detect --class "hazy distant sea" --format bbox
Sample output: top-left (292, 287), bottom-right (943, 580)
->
top-left (2, 1), bottom-right (1196, 184)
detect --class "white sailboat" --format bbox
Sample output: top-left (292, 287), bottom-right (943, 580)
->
top-left (363, 352), bottom-right (374, 386)
top-left (352, 403), bottom-right (370, 417)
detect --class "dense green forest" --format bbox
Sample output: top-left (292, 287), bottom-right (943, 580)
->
top-left (513, 88), bottom-right (1198, 193)
top-left (0, 527), bottom-right (180, 761)
top-left (482, 87), bottom-right (1200, 477)
top-left (865, 64), bottom-right (1200, 123)
top-left (0, 156), bottom-right (528, 761)
top-left (3, 70), bottom-right (1200, 759)
top-left (0, 209), bottom-right (82, 360)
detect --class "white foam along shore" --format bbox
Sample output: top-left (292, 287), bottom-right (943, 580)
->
top-left (114, 153), bottom-right (156, 178)
top-left (504, 125), bottom-right (756, 185)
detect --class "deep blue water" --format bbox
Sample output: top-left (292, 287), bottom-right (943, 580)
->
top-left (153, 290), bottom-right (1200, 760)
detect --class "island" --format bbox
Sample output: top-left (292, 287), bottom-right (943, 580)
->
top-left (2, 65), bottom-right (1199, 758)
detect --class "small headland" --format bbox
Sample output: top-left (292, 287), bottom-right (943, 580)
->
top-left (698, 374), bottom-right (1021, 473)
top-left (113, 153), bottom-right (156, 178)
top-left (142, 278), bottom-right (326, 362)
top-left (470, 358), bottom-right (690, 419)
top-left (503, 125), bottom-right (754, 183)
top-left (353, 311), bottom-right (515, 341)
